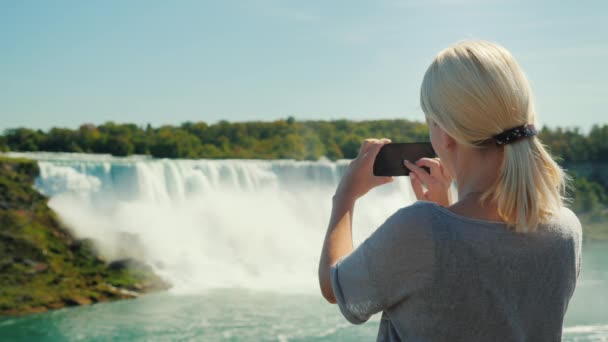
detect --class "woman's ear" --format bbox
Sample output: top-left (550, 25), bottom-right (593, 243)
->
top-left (441, 130), bottom-right (457, 150)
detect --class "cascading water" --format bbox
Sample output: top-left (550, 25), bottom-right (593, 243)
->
top-left (7, 152), bottom-right (420, 294)
top-left (2, 152), bottom-right (606, 341)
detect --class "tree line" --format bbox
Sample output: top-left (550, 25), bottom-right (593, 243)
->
top-left (0, 118), bottom-right (431, 160)
top-left (2, 119), bottom-right (607, 161)
top-left (1, 118), bottom-right (607, 215)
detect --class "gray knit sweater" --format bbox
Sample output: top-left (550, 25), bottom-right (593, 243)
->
top-left (330, 201), bottom-right (582, 341)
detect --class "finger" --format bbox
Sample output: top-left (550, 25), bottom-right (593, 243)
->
top-left (374, 139), bottom-right (392, 156)
top-left (361, 140), bottom-right (388, 163)
top-left (435, 159), bottom-right (453, 179)
top-left (361, 138), bottom-right (392, 155)
top-left (404, 160), bottom-right (433, 184)
top-left (415, 158), bottom-right (442, 177)
top-left (368, 176), bottom-right (393, 194)
top-left (435, 158), bottom-right (445, 177)
top-left (359, 138), bottom-right (380, 155)
top-left (370, 139), bottom-right (390, 154)
top-left (377, 176), bottom-right (394, 186)
top-left (409, 173), bottom-right (425, 199)
top-left (438, 159), bottom-right (448, 178)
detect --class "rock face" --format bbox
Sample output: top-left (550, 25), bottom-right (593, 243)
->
top-left (0, 156), bottom-right (171, 316)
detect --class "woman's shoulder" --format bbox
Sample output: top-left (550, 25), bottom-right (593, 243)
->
top-left (392, 200), bottom-right (438, 222)
top-left (543, 206), bottom-right (583, 240)
top-left (399, 202), bottom-right (583, 234)
top-left (369, 202), bottom-right (438, 254)
top-left (384, 201), bottom-right (457, 236)
top-left (397, 200), bottom-right (509, 228)
top-left (397, 200), bottom-right (438, 214)
top-left (374, 201), bottom-right (438, 239)
top-left (555, 206), bottom-right (582, 226)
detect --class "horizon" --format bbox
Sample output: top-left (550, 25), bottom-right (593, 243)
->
top-left (1, 116), bottom-right (604, 136)
top-left (1, 1), bottom-right (607, 133)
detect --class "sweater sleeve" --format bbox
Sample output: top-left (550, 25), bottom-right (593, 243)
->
top-left (330, 202), bottom-right (436, 324)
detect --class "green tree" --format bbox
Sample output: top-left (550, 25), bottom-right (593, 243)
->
top-left (4, 128), bottom-right (42, 151)
top-left (149, 128), bottom-right (202, 158)
top-left (571, 176), bottom-right (608, 213)
top-left (41, 128), bottom-right (82, 152)
top-left (105, 135), bottom-right (134, 157)
top-left (339, 135), bottom-right (362, 159)
top-left (76, 124), bottom-right (101, 153)
top-left (0, 136), bottom-right (8, 152)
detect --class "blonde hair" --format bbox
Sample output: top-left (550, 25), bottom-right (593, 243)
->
top-left (420, 40), bottom-right (567, 233)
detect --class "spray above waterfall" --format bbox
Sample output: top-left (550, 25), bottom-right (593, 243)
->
top-left (7, 152), bottom-right (419, 294)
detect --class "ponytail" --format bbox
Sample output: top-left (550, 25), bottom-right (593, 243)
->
top-left (420, 40), bottom-right (569, 232)
top-left (481, 138), bottom-right (568, 232)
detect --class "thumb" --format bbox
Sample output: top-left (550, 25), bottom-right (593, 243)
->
top-left (410, 173), bottom-right (425, 199)
top-left (374, 176), bottom-right (394, 187)
top-left (382, 176), bottom-right (394, 184)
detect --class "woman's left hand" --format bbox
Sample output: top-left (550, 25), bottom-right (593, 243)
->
top-left (404, 157), bottom-right (453, 207)
top-left (334, 138), bottom-right (394, 201)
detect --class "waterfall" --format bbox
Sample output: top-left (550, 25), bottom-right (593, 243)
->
top-left (7, 152), bottom-right (419, 294)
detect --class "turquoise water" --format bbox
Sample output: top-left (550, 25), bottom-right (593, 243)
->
top-left (0, 242), bottom-right (606, 342)
top-left (1, 153), bottom-right (605, 341)
top-left (0, 291), bottom-right (377, 341)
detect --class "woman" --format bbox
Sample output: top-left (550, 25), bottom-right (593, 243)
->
top-left (318, 40), bottom-right (582, 341)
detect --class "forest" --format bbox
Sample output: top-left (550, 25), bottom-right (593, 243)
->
top-left (2, 118), bottom-right (607, 161)
top-left (1, 118), bottom-right (607, 228)
top-left (0, 118), bottom-right (432, 160)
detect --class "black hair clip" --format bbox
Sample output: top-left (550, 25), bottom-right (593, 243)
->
top-left (492, 124), bottom-right (538, 146)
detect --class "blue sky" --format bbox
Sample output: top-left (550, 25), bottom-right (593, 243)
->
top-left (1, 0), bottom-right (606, 132)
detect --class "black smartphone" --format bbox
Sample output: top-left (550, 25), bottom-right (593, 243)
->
top-left (373, 142), bottom-right (436, 176)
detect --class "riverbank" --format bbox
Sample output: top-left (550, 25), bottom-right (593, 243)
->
top-left (0, 156), bottom-right (170, 316)
top-left (579, 213), bottom-right (608, 242)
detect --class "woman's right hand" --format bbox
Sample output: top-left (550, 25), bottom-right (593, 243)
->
top-left (404, 158), bottom-right (453, 207)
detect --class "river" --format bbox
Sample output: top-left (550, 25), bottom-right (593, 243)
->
top-left (1, 152), bottom-right (606, 341)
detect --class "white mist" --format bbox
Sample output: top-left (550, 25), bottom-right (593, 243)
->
top-left (10, 152), bottom-right (419, 295)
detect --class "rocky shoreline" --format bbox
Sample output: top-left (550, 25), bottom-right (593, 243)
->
top-left (0, 156), bottom-right (170, 316)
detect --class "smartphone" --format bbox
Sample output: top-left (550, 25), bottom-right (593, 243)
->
top-left (373, 142), bottom-right (436, 176)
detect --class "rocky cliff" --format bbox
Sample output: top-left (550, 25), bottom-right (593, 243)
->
top-left (0, 156), bottom-right (170, 315)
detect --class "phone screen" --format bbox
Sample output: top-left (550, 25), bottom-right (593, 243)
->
top-left (373, 142), bottom-right (436, 176)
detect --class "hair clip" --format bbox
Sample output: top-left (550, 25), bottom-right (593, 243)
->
top-left (492, 124), bottom-right (537, 146)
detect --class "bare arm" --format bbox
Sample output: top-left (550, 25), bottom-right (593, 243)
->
top-left (318, 139), bottom-right (393, 304)
top-left (318, 193), bottom-right (356, 303)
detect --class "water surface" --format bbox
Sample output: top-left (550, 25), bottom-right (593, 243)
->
top-left (1, 152), bottom-right (605, 341)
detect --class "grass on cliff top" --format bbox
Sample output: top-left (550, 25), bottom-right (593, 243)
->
top-left (0, 156), bottom-right (167, 315)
